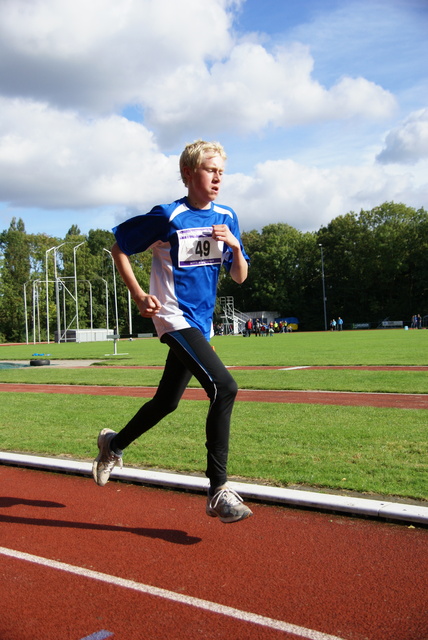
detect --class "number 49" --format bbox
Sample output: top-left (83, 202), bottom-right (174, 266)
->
top-left (195, 240), bottom-right (211, 257)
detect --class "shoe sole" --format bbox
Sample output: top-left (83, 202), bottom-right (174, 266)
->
top-left (206, 506), bottom-right (253, 524)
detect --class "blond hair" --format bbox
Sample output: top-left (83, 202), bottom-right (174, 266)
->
top-left (179, 140), bottom-right (226, 186)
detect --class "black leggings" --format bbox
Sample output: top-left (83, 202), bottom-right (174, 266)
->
top-left (112, 327), bottom-right (238, 489)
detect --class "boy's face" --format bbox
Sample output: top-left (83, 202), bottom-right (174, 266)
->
top-left (185, 153), bottom-right (224, 208)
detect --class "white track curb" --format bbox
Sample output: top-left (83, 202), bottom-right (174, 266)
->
top-left (1, 451), bottom-right (427, 525)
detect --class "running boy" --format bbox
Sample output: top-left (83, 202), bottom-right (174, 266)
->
top-left (92, 140), bottom-right (253, 523)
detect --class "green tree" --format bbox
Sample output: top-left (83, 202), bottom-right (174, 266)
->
top-left (66, 224), bottom-right (81, 237)
top-left (317, 202), bottom-right (428, 326)
top-left (218, 224), bottom-right (319, 328)
top-left (0, 218), bottom-right (31, 341)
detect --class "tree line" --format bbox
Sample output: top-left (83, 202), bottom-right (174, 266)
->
top-left (0, 202), bottom-right (426, 342)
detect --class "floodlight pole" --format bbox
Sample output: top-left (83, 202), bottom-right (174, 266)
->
top-left (45, 246), bottom-right (56, 343)
top-left (45, 243), bottom-right (67, 343)
top-left (53, 243), bottom-right (66, 342)
top-left (100, 278), bottom-right (109, 332)
top-left (128, 289), bottom-right (132, 335)
top-left (33, 279), bottom-right (41, 343)
top-left (319, 243), bottom-right (327, 331)
top-left (73, 242), bottom-right (86, 332)
top-left (104, 248), bottom-right (119, 334)
top-left (24, 280), bottom-right (30, 345)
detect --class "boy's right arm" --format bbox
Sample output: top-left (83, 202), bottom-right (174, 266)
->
top-left (111, 242), bottom-right (162, 318)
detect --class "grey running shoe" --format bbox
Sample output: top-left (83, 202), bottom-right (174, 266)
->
top-left (92, 428), bottom-right (123, 486)
top-left (206, 484), bottom-right (253, 523)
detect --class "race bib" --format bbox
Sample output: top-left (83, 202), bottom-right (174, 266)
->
top-left (177, 227), bottom-right (223, 267)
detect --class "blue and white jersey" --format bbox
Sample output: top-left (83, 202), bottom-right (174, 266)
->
top-left (113, 197), bottom-right (249, 340)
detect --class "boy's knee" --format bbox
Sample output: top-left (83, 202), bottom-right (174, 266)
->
top-left (151, 396), bottom-right (179, 417)
top-left (229, 378), bottom-right (238, 398)
top-left (218, 376), bottom-right (238, 401)
top-left (161, 400), bottom-right (180, 415)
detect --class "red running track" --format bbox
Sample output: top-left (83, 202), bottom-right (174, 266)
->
top-left (0, 382), bottom-right (427, 409)
top-left (1, 465), bottom-right (427, 640)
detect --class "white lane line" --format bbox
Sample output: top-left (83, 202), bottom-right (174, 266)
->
top-left (278, 366), bottom-right (311, 370)
top-left (0, 546), bottom-right (345, 640)
top-left (80, 631), bottom-right (113, 640)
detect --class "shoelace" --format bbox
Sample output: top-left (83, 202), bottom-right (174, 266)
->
top-left (210, 487), bottom-right (242, 509)
top-left (104, 451), bottom-right (123, 470)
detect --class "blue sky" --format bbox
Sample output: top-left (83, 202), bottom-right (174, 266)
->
top-left (0, 0), bottom-right (427, 238)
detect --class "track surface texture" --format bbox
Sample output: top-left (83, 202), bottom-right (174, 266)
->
top-left (0, 384), bottom-right (427, 409)
top-left (1, 364), bottom-right (427, 409)
top-left (1, 465), bottom-right (427, 640)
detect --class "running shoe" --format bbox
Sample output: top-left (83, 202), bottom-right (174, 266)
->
top-left (206, 484), bottom-right (253, 523)
top-left (92, 428), bottom-right (123, 486)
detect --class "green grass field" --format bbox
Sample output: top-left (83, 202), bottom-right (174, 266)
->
top-left (1, 329), bottom-right (427, 501)
top-left (2, 326), bottom-right (426, 366)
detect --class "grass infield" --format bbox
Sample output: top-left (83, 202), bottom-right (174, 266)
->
top-left (0, 329), bottom-right (427, 501)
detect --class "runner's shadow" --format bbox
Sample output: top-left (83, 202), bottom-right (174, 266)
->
top-left (0, 497), bottom-right (66, 508)
top-left (0, 513), bottom-right (202, 545)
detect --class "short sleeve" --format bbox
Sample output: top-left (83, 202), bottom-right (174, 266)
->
top-left (113, 206), bottom-right (169, 256)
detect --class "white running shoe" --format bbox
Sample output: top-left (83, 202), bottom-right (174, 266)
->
top-left (92, 428), bottom-right (123, 486)
top-left (206, 484), bottom-right (253, 523)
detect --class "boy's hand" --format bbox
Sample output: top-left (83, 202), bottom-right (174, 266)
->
top-left (212, 224), bottom-right (248, 284)
top-left (211, 224), bottom-right (239, 249)
top-left (136, 293), bottom-right (162, 318)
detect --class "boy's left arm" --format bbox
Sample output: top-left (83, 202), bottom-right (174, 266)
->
top-left (212, 224), bottom-right (248, 284)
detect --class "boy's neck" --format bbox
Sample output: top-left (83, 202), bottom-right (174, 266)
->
top-left (186, 195), bottom-right (212, 210)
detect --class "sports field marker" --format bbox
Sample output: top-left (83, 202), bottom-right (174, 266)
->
top-left (1, 546), bottom-right (345, 640)
top-left (278, 366), bottom-right (310, 370)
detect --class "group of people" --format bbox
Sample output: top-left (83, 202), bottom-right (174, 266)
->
top-left (330, 317), bottom-right (344, 331)
top-left (411, 314), bottom-right (422, 329)
top-left (244, 319), bottom-right (292, 336)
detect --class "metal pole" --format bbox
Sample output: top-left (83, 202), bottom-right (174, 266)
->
top-left (104, 249), bottom-right (119, 334)
top-left (47, 243), bottom-right (66, 343)
top-left (100, 278), bottom-right (109, 332)
top-left (86, 281), bottom-right (93, 330)
top-left (54, 247), bottom-right (61, 342)
top-left (128, 289), bottom-right (132, 335)
top-left (24, 281), bottom-right (30, 345)
top-left (45, 246), bottom-right (56, 343)
top-left (62, 281), bottom-right (67, 341)
top-left (73, 242), bottom-right (85, 334)
top-left (33, 280), bottom-right (41, 343)
top-left (319, 244), bottom-right (327, 331)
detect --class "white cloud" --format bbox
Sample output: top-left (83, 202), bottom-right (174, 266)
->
top-left (222, 158), bottom-right (428, 233)
top-left (0, 97), bottom-right (182, 209)
top-left (1, 95), bottom-right (426, 238)
top-left (144, 41), bottom-right (396, 143)
top-left (376, 109), bottom-right (428, 164)
top-left (0, 0), bottom-right (396, 143)
top-left (0, 0), bottom-right (235, 114)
